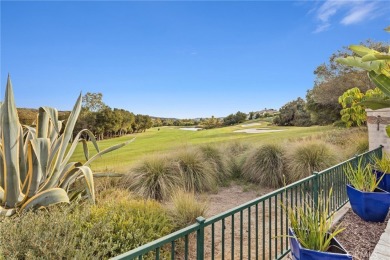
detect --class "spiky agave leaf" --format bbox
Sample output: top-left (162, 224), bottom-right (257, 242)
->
top-left (2, 75), bottom-right (23, 206)
top-left (40, 94), bottom-right (82, 190)
top-left (20, 188), bottom-right (69, 212)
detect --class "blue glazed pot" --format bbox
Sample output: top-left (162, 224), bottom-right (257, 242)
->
top-left (289, 228), bottom-right (352, 260)
top-left (373, 170), bottom-right (390, 192)
top-left (346, 184), bottom-right (390, 222)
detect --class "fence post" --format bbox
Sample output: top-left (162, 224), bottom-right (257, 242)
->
top-left (312, 171), bottom-right (319, 209)
top-left (196, 216), bottom-right (206, 260)
top-left (379, 145), bottom-right (384, 159)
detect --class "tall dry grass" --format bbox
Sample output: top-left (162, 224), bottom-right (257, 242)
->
top-left (122, 156), bottom-right (182, 201)
top-left (242, 144), bottom-right (287, 188)
top-left (286, 141), bottom-right (338, 183)
top-left (174, 148), bottom-right (218, 192)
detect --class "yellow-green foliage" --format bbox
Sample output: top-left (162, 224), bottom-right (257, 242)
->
top-left (170, 190), bottom-right (208, 228)
top-left (373, 153), bottom-right (390, 173)
top-left (344, 158), bottom-right (382, 192)
top-left (0, 198), bottom-right (173, 259)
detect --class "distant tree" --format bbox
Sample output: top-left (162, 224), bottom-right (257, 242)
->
top-left (82, 92), bottom-right (105, 112)
top-left (223, 111), bottom-right (248, 126)
top-left (274, 98), bottom-right (312, 126)
top-left (248, 112), bottom-right (255, 120)
top-left (200, 116), bottom-right (222, 129)
top-left (153, 118), bottom-right (163, 127)
top-left (254, 113), bottom-right (261, 119)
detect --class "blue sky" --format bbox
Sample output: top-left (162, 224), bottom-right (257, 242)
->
top-left (1, 1), bottom-right (390, 119)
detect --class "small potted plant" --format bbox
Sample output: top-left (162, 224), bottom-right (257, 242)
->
top-left (344, 158), bottom-right (390, 222)
top-left (373, 154), bottom-right (390, 192)
top-left (283, 188), bottom-right (352, 260)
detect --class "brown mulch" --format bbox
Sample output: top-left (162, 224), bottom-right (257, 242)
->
top-left (335, 209), bottom-right (390, 260)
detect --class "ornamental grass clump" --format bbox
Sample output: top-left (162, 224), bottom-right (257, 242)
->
top-left (198, 144), bottom-right (228, 184)
top-left (242, 144), bottom-right (286, 188)
top-left (0, 76), bottom-right (131, 216)
top-left (123, 156), bottom-right (182, 201)
top-left (170, 190), bottom-right (208, 228)
top-left (282, 188), bottom-right (345, 252)
top-left (174, 148), bottom-right (217, 192)
top-left (344, 158), bottom-right (383, 192)
top-left (223, 141), bottom-right (251, 178)
top-left (287, 141), bottom-right (338, 183)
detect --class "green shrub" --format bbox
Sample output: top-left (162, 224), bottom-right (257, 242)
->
top-left (123, 156), bottom-right (182, 201)
top-left (170, 190), bottom-right (208, 228)
top-left (287, 141), bottom-right (338, 183)
top-left (174, 149), bottom-right (217, 192)
top-left (87, 198), bottom-right (174, 257)
top-left (242, 144), bottom-right (286, 188)
top-left (0, 198), bottom-right (173, 259)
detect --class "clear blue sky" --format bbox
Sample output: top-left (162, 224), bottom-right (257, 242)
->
top-left (1, 1), bottom-right (389, 119)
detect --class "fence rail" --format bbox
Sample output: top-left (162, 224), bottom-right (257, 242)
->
top-left (113, 146), bottom-right (383, 260)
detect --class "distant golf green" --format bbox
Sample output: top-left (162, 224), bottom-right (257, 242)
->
top-left (71, 120), bottom-right (335, 173)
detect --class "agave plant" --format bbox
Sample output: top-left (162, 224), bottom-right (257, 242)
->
top-left (0, 75), bottom-right (132, 216)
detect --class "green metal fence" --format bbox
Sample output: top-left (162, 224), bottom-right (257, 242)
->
top-left (112, 146), bottom-right (383, 260)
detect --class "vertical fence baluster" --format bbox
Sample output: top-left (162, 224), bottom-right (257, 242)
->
top-left (248, 207), bottom-right (251, 260)
top-left (185, 234), bottom-right (189, 260)
top-left (171, 241), bottom-right (175, 260)
top-left (196, 217), bottom-right (206, 260)
top-left (211, 223), bottom-right (215, 260)
top-left (280, 191), bottom-right (284, 254)
top-left (255, 204), bottom-right (259, 260)
top-left (231, 215), bottom-right (235, 260)
top-left (269, 199), bottom-right (271, 260)
top-left (274, 194), bottom-right (277, 259)
top-left (222, 218), bottom-right (225, 260)
top-left (262, 200), bottom-right (265, 260)
top-left (240, 211), bottom-right (243, 259)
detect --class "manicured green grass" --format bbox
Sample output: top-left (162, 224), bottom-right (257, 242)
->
top-left (71, 121), bottom-right (336, 173)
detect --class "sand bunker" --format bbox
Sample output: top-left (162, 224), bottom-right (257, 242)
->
top-left (234, 128), bottom-right (284, 134)
top-left (179, 127), bottom-right (203, 131)
top-left (241, 123), bottom-right (261, 127)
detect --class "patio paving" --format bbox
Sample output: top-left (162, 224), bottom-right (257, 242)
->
top-left (370, 219), bottom-right (390, 260)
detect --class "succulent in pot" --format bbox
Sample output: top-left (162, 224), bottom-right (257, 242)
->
top-left (373, 153), bottom-right (390, 192)
top-left (344, 158), bottom-right (390, 222)
top-left (282, 188), bottom-right (352, 260)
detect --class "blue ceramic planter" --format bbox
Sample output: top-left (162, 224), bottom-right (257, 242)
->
top-left (346, 184), bottom-right (390, 222)
top-left (289, 228), bottom-right (352, 260)
top-left (373, 170), bottom-right (390, 192)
